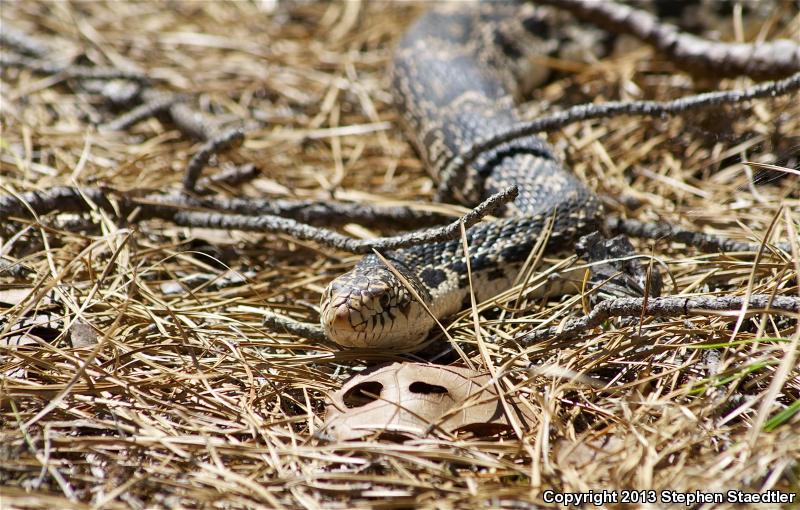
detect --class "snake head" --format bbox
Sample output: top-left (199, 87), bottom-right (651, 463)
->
top-left (320, 256), bottom-right (435, 349)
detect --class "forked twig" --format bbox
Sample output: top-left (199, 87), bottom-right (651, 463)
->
top-left (262, 311), bottom-right (327, 342)
top-left (605, 218), bottom-right (794, 254)
top-left (183, 129), bottom-right (246, 192)
top-left (170, 186), bottom-right (517, 253)
top-left (0, 186), bottom-right (517, 254)
top-left (540, 0), bottom-right (800, 80)
top-left (439, 73), bottom-right (800, 197)
top-left (0, 186), bottom-right (451, 229)
top-left (516, 295), bottom-right (800, 344)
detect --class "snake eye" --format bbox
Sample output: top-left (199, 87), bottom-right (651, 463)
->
top-left (379, 294), bottom-right (391, 309)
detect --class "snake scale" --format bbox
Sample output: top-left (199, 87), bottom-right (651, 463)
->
top-left (320, 4), bottom-right (609, 349)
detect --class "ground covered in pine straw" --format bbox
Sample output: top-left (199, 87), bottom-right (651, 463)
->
top-left (1, 2), bottom-right (799, 509)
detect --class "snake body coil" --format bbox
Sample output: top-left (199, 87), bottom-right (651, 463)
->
top-left (321, 4), bottom-right (602, 348)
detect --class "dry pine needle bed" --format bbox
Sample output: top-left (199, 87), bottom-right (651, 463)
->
top-left (1, 1), bottom-right (799, 509)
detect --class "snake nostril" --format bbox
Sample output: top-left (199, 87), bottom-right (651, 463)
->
top-left (327, 305), bottom-right (352, 330)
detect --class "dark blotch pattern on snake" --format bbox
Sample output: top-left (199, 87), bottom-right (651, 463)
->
top-left (321, 4), bottom-right (603, 348)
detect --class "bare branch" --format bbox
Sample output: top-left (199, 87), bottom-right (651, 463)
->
top-left (606, 217), bottom-right (794, 254)
top-left (516, 295), bottom-right (800, 344)
top-left (168, 102), bottom-right (220, 141)
top-left (182, 128), bottom-right (246, 192)
top-left (99, 91), bottom-right (186, 132)
top-left (0, 53), bottom-right (149, 82)
top-left (196, 164), bottom-right (260, 191)
top-left (99, 88), bottom-right (225, 143)
top-left (0, 186), bottom-right (451, 230)
top-left (0, 187), bottom-right (114, 220)
top-left (0, 27), bottom-right (221, 144)
top-left (439, 73), bottom-right (800, 199)
top-left (540, 0), bottom-right (800, 80)
top-left (0, 25), bottom-right (50, 57)
top-left (144, 193), bottom-right (451, 229)
top-left (170, 186), bottom-right (518, 254)
top-left (0, 186), bottom-right (515, 253)
top-left (262, 311), bottom-right (327, 342)
top-left (8, 186), bottom-right (793, 257)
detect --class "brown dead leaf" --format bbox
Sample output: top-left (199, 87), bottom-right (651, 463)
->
top-left (322, 362), bottom-right (536, 441)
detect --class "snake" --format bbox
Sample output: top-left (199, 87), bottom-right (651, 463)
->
top-left (320, 4), bottom-right (605, 349)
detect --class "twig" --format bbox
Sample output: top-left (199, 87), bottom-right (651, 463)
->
top-left (6, 186), bottom-right (794, 258)
top-left (94, 79), bottom-right (143, 106)
top-left (170, 186), bottom-right (518, 253)
top-left (0, 25), bottom-right (50, 57)
top-left (206, 198), bottom-right (449, 229)
top-left (144, 192), bottom-right (451, 229)
top-left (182, 129), bottom-right (247, 192)
top-left (99, 89), bottom-right (223, 141)
top-left (438, 73), bottom-right (800, 198)
top-left (161, 270), bottom-right (254, 295)
top-left (516, 295), bottom-right (800, 344)
top-left (168, 102), bottom-right (219, 141)
top-left (540, 0), bottom-right (800, 80)
top-left (64, 64), bottom-right (149, 83)
top-left (99, 91), bottom-right (185, 132)
top-left (0, 187), bottom-right (114, 220)
top-left (0, 186), bottom-right (515, 253)
top-left (0, 28), bottom-right (221, 141)
top-left (0, 186), bottom-right (450, 229)
top-left (196, 164), bottom-right (260, 191)
top-left (606, 217), bottom-right (794, 254)
top-left (262, 311), bottom-right (327, 342)
top-left (0, 54), bottom-right (149, 82)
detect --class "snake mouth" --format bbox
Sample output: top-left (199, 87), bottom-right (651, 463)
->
top-left (320, 293), bottom-right (400, 348)
top-left (320, 264), bottom-right (436, 349)
top-left (322, 301), bottom-right (375, 337)
top-left (325, 303), bottom-right (359, 334)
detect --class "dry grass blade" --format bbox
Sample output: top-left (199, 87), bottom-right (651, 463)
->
top-left (743, 160), bottom-right (800, 178)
